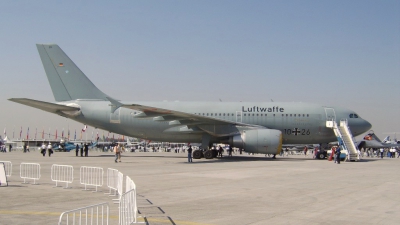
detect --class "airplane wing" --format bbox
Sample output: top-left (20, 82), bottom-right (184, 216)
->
top-left (8, 98), bottom-right (80, 114)
top-left (105, 97), bottom-right (266, 137)
top-left (119, 102), bottom-right (262, 127)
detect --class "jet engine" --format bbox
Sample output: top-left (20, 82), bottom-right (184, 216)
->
top-left (229, 129), bottom-right (282, 154)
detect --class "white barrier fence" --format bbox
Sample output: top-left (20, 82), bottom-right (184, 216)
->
top-left (80, 166), bottom-right (104, 192)
top-left (119, 176), bottom-right (137, 225)
top-left (105, 168), bottom-right (119, 196)
top-left (51, 164), bottom-right (74, 188)
top-left (58, 202), bottom-right (109, 225)
top-left (0, 161), bottom-right (12, 177)
top-left (113, 171), bottom-right (124, 203)
top-left (118, 172), bottom-right (123, 195)
top-left (20, 163), bottom-right (40, 184)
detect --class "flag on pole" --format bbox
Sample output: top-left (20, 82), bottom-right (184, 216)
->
top-left (102, 131), bottom-right (105, 141)
top-left (3, 128), bottom-right (6, 137)
top-left (26, 127), bottom-right (29, 140)
top-left (20, 126), bottom-right (22, 139)
top-left (62, 129), bottom-right (64, 138)
top-left (68, 129), bottom-right (70, 139)
top-left (55, 129), bottom-right (58, 140)
top-left (74, 130), bottom-right (76, 140)
top-left (42, 129), bottom-right (44, 139)
top-left (35, 128), bottom-right (37, 140)
top-left (82, 125), bottom-right (87, 132)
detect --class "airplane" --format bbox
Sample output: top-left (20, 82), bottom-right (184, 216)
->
top-left (8, 44), bottom-right (372, 160)
top-left (356, 131), bottom-right (400, 149)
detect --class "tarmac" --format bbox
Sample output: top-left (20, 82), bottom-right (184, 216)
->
top-left (0, 149), bottom-right (399, 225)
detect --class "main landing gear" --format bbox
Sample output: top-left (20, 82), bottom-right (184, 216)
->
top-left (193, 149), bottom-right (218, 159)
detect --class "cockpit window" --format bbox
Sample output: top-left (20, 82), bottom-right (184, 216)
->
top-left (349, 113), bottom-right (360, 118)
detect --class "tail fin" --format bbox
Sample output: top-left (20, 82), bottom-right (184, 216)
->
top-left (382, 136), bottom-right (390, 143)
top-left (36, 44), bottom-right (109, 101)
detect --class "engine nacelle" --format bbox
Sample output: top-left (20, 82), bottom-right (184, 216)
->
top-left (230, 129), bottom-right (282, 154)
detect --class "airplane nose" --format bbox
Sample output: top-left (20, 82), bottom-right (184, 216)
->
top-left (361, 120), bottom-right (372, 133)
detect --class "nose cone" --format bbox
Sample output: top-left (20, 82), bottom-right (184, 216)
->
top-left (353, 119), bottom-right (372, 136)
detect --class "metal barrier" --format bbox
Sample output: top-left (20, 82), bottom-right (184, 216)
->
top-left (119, 176), bottom-right (137, 225)
top-left (20, 163), bottom-right (40, 184)
top-left (0, 161), bottom-right (12, 177)
top-left (80, 166), bottom-right (104, 192)
top-left (105, 168), bottom-right (119, 196)
top-left (51, 164), bottom-right (74, 188)
top-left (113, 172), bottom-right (124, 203)
top-left (118, 172), bottom-right (123, 196)
top-left (58, 202), bottom-right (109, 225)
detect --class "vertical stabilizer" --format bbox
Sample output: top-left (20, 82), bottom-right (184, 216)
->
top-left (36, 44), bottom-right (108, 101)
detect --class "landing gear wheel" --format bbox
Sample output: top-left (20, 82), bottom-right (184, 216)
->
top-left (211, 149), bottom-right (218, 158)
top-left (193, 150), bottom-right (203, 159)
top-left (204, 150), bottom-right (213, 159)
top-left (317, 152), bottom-right (326, 159)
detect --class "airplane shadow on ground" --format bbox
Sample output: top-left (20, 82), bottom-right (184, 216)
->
top-left (68, 154), bottom-right (379, 163)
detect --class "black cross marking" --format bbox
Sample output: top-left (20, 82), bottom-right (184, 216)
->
top-left (292, 128), bottom-right (301, 136)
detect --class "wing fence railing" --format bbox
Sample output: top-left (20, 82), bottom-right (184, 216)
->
top-left (80, 166), bottom-right (104, 192)
top-left (51, 164), bottom-right (74, 188)
top-left (20, 163), bottom-right (40, 184)
top-left (58, 202), bottom-right (109, 225)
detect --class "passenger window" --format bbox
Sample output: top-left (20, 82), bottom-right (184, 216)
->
top-left (294, 114), bottom-right (296, 117)
top-left (219, 113), bottom-right (221, 116)
top-left (303, 114), bottom-right (305, 117)
top-left (349, 114), bottom-right (353, 118)
top-left (290, 114), bottom-right (292, 117)
top-left (354, 114), bottom-right (359, 118)
top-left (223, 113), bottom-right (225, 116)
top-left (307, 114), bottom-right (309, 117)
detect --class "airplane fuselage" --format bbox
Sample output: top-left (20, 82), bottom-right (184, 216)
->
top-left (64, 100), bottom-right (370, 145)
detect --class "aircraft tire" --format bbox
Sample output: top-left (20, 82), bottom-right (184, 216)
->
top-left (317, 152), bottom-right (326, 160)
top-left (211, 149), bottom-right (218, 158)
top-left (204, 150), bottom-right (213, 159)
top-left (193, 150), bottom-right (203, 159)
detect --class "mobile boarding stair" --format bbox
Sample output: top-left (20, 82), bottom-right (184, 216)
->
top-left (326, 119), bottom-right (360, 161)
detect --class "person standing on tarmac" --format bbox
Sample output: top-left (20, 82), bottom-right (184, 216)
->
top-left (187, 145), bottom-right (193, 163)
top-left (80, 143), bottom-right (84, 157)
top-left (75, 144), bottom-right (79, 156)
top-left (84, 143), bottom-right (89, 157)
top-left (47, 142), bottom-right (53, 157)
top-left (335, 146), bottom-right (341, 164)
top-left (114, 144), bottom-right (121, 163)
top-left (41, 143), bottom-right (46, 156)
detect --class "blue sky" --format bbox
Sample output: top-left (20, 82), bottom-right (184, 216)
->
top-left (1, 0), bottom-right (399, 140)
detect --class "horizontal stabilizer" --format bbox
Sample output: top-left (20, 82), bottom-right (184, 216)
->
top-left (8, 98), bottom-right (80, 114)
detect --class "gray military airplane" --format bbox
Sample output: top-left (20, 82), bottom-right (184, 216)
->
top-left (357, 131), bottom-right (400, 149)
top-left (9, 44), bottom-right (372, 159)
